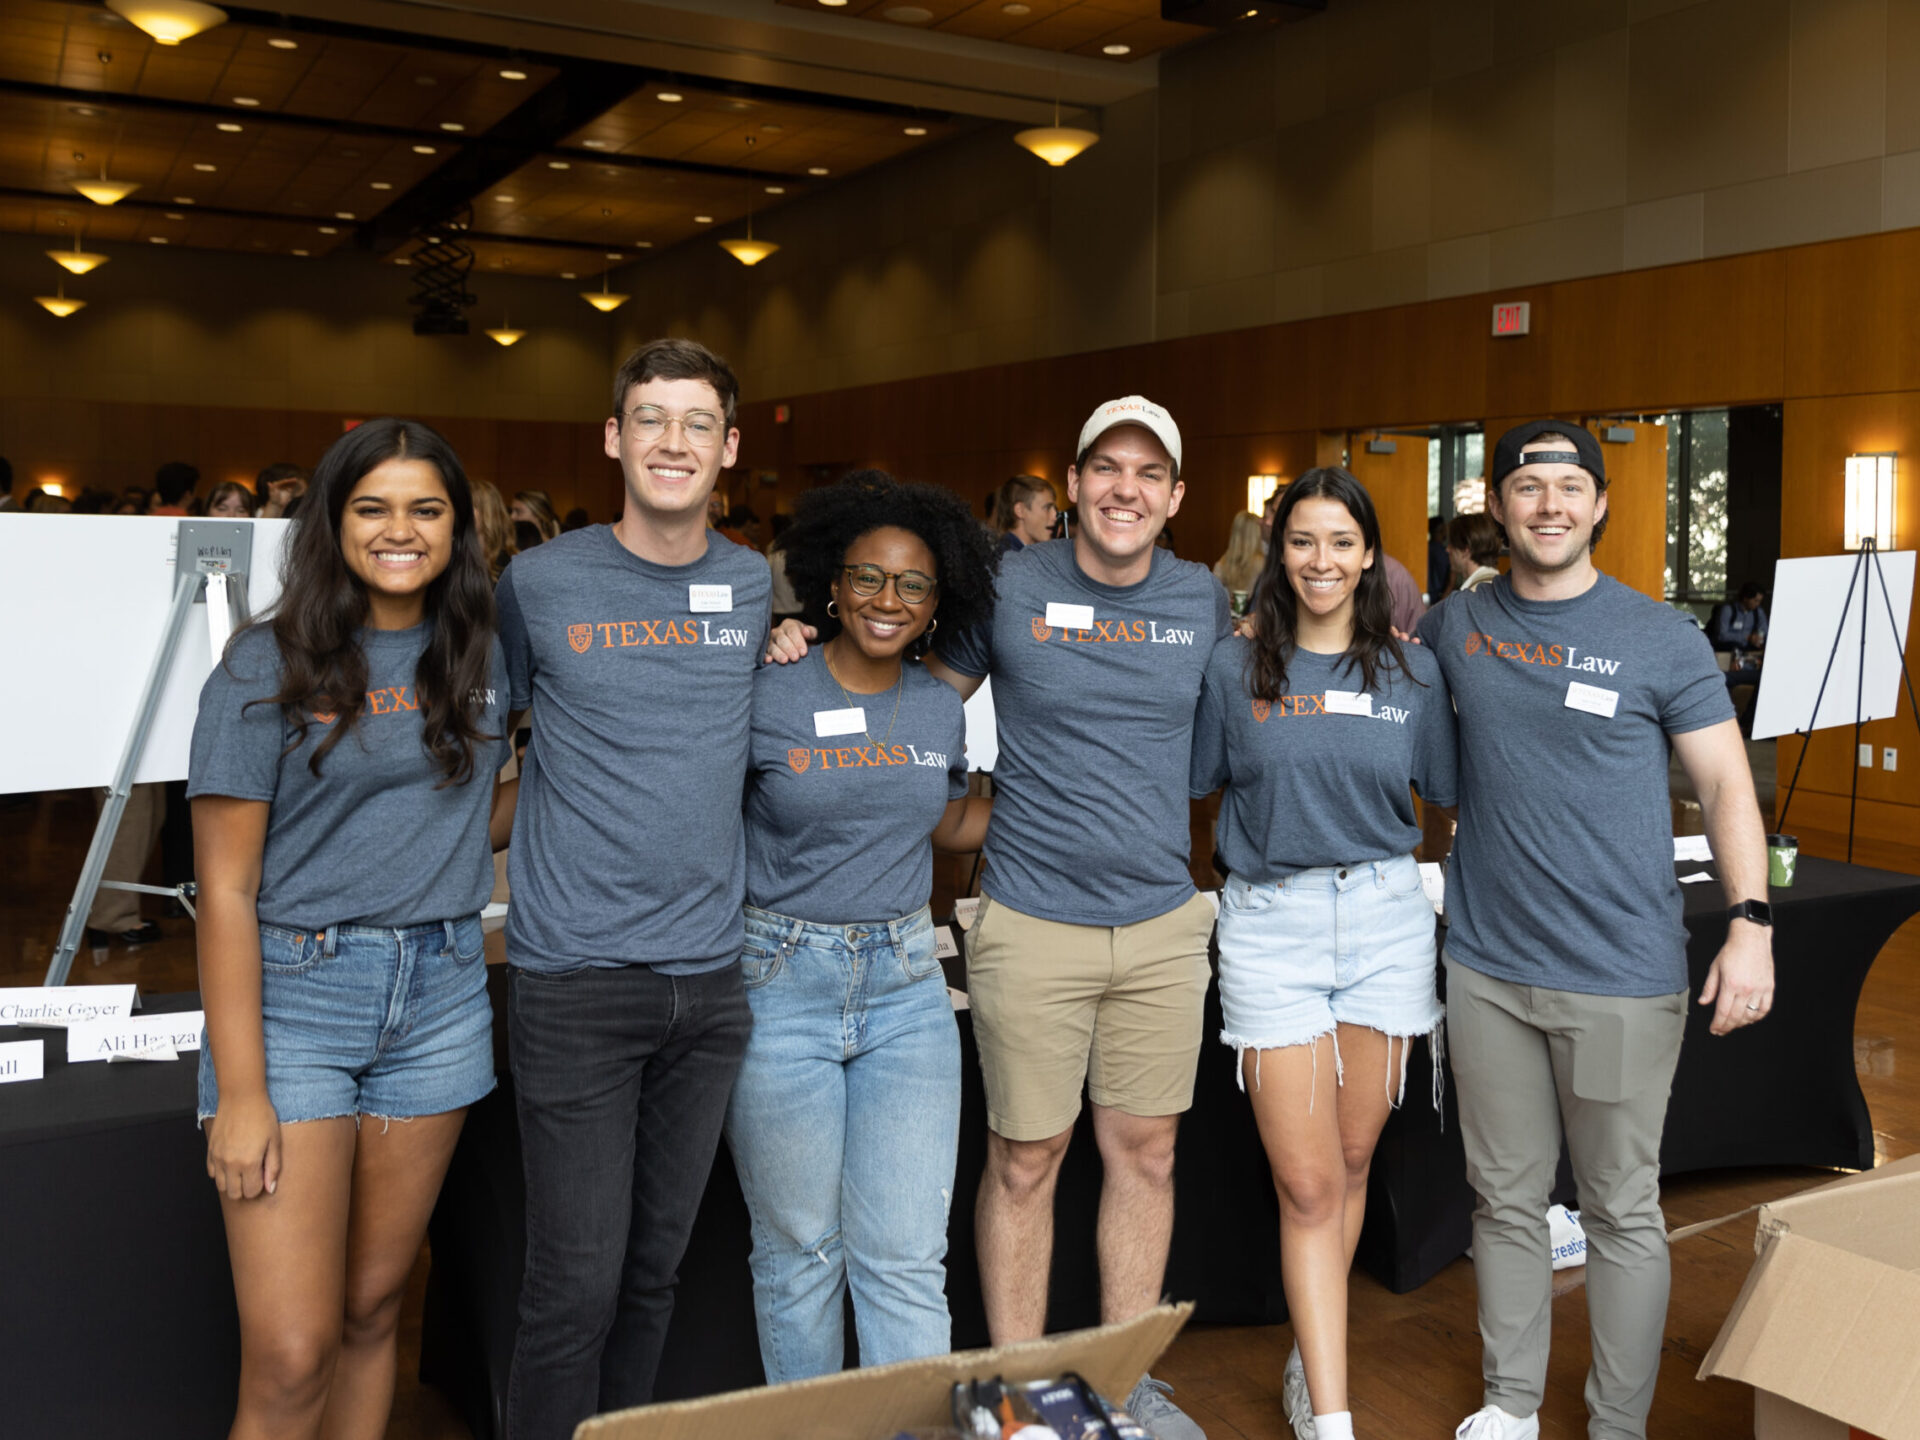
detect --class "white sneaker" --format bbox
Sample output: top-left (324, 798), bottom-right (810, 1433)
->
top-left (1125, 1375), bottom-right (1207, 1440)
top-left (1454, 1404), bottom-right (1540, 1439)
top-left (1282, 1343), bottom-right (1315, 1440)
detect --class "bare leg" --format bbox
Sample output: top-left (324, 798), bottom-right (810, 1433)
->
top-left (319, 1109), bottom-right (468, 1440)
top-left (975, 1127), bottom-right (1073, 1343)
top-left (220, 1117), bottom-right (357, 1440)
top-left (1090, 1106), bottom-right (1181, 1325)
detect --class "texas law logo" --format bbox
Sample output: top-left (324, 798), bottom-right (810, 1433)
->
top-left (568, 619), bottom-right (754, 651)
top-left (788, 743), bottom-right (951, 774)
top-left (1250, 695), bottom-right (1412, 724)
top-left (1462, 631), bottom-right (1622, 676)
top-left (1027, 616), bottom-right (1197, 645)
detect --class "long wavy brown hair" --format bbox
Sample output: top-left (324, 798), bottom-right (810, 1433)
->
top-left (1245, 466), bottom-right (1416, 702)
top-left (241, 418), bottom-right (498, 785)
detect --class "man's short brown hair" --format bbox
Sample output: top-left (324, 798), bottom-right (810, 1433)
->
top-left (611, 338), bottom-right (739, 429)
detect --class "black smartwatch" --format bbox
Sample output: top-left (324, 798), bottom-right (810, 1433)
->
top-left (1727, 899), bottom-right (1773, 928)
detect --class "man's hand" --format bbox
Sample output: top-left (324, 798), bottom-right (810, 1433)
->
top-left (765, 618), bottom-right (815, 664)
top-left (1697, 921), bottom-right (1774, 1035)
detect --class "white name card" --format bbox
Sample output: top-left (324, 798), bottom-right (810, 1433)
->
top-left (688, 583), bottom-right (733, 613)
top-left (1325, 689), bottom-right (1373, 716)
top-left (0, 984), bottom-right (140, 1027)
top-left (1045, 602), bottom-right (1095, 631)
top-left (67, 1010), bottom-right (204, 1064)
top-left (934, 928), bottom-right (960, 960)
top-left (1564, 681), bottom-right (1619, 718)
top-left (1419, 862), bottom-right (1447, 915)
top-left (0, 1038), bottom-right (45, 1083)
top-left (1673, 835), bottom-right (1714, 863)
top-left (814, 707), bottom-right (867, 738)
top-left (953, 896), bottom-right (981, 931)
top-left (1202, 889), bottom-right (1221, 921)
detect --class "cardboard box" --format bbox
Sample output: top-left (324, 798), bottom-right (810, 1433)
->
top-left (576, 1302), bottom-right (1192, 1440)
top-left (1698, 1154), bottom-right (1920, 1440)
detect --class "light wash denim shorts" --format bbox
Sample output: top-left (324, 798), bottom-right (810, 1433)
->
top-left (198, 914), bottom-right (496, 1126)
top-left (1215, 854), bottom-right (1442, 1096)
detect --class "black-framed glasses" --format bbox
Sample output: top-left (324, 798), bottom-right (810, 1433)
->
top-left (841, 564), bottom-right (937, 605)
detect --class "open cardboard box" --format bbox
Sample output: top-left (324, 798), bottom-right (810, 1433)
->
top-left (577, 1302), bottom-right (1192, 1440)
top-left (1696, 1153), bottom-right (1920, 1440)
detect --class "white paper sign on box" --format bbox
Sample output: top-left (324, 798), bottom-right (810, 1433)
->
top-left (67, 1010), bottom-right (205, 1064)
top-left (0, 984), bottom-right (140, 1027)
top-left (0, 1039), bottom-right (45, 1084)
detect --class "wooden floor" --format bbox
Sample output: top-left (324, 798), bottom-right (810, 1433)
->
top-left (4, 783), bottom-right (1916, 1440)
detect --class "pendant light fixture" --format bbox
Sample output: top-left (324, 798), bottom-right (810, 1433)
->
top-left (49, 233), bottom-right (109, 275)
top-left (35, 282), bottom-right (86, 318)
top-left (106, 0), bottom-right (229, 46)
top-left (1014, 97), bottom-right (1099, 167)
top-left (720, 136), bottom-right (780, 267)
top-left (73, 161), bottom-right (139, 205)
top-left (581, 271), bottom-right (629, 312)
top-left (485, 317), bottom-right (526, 346)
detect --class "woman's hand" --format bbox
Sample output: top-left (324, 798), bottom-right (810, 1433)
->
top-left (206, 1091), bottom-right (282, 1200)
top-left (764, 618), bottom-right (816, 664)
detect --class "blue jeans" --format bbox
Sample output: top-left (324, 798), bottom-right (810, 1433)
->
top-left (723, 904), bottom-right (961, 1383)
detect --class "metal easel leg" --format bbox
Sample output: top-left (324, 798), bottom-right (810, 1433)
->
top-left (45, 570), bottom-right (202, 986)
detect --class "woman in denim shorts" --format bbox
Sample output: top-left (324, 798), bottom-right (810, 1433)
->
top-left (726, 472), bottom-right (996, 1381)
top-left (1191, 468), bottom-right (1458, 1440)
top-left (190, 418), bottom-right (513, 1438)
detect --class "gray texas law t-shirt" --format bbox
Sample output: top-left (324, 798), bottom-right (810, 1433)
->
top-left (1416, 573), bottom-right (1734, 997)
top-left (940, 538), bottom-right (1230, 927)
top-left (1191, 637), bottom-right (1457, 880)
top-left (498, 526), bottom-right (771, 975)
top-left (745, 650), bottom-right (967, 925)
top-left (187, 622), bottom-right (511, 930)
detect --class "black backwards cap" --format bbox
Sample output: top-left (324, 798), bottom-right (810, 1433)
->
top-left (1491, 420), bottom-right (1607, 487)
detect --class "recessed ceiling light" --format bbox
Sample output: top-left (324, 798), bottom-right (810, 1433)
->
top-left (192, 162), bottom-right (216, 171)
top-left (904, 126), bottom-right (928, 136)
top-left (561, 271), bottom-right (575, 279)
top-left (216, 122), bottom-right (242, 132)
top-left (70, 105), bottom-right (101, 118)
top-left (233, 96), bottom-right (260, 107)
top-left (548, 160), bottom-right (570, 169)
top-left (172, 196), bottom-right (194, 204)
top-left (657, 91), bottom-right (683, 103)
top-left (761, 123), bottom-right (783, 133)
top-left (440, 121), bottom-right (465, 132)
top-left (636, 240), bottom-right (652, 248)
top-left (395, 257), bottom-right (410, 265)
top-left (370, 181), bottom-right (392, 189)
top-left (820, 0), bottom-right (848, 6)
top-left (318, 226), bottom-right (338, 234)
top-left (412, 144), bottom-right (437, 154)
top-left (493, 194), bottom-right (515, 202)
top-left (808, 166), bottom-right (829, 175)
top-left (335, 211), bottom-right (355, 219)
top-left (165, 211), bottom-right (184, 219)
top-left (1002, 2), bottom-right (1030, 11)
top-left (765, 185), bottom-right (785, 194)
top-left (499, 68), bottom-right (527, 80)
top-left (583, 138), bottom-right (610, 148)
top-left (605, 252), bottom-right (622, 259)
top-left (694, 214), bottom-right (713, 223)
top-left (150, 235), bottom-right (168, 243)
top-left (1103, 43), bottom-right (1131, 55)
top-left (884, 4), bottom-right (934, 20)
top-left (293, 248), bottom-right (309, 256)
top-left (268, 37), bottom-right (298, 49)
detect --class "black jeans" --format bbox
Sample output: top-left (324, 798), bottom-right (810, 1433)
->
top-left (504, 961), bottom-right (752, 1440)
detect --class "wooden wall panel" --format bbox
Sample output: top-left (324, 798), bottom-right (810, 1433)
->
top-left (1784, 229), bottom-right (1920, 401)
top-left (1348, 433), bottom-right (1431, 589)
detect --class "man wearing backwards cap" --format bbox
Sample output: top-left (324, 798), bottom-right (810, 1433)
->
top-left (1415, 422), bottom-right (1773, 1440)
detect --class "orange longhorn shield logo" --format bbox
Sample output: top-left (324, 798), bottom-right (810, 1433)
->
top-left (568, 624), bottom-right (593, 654)
top-left (1462, 631), bottom-right (1482, 656)
top-left (788, 748), bottom-right (812, 773)
top-left (1251, 698), bottom-right (1272, 724)
top-left (1030, 616), bottom-right (1053, 643)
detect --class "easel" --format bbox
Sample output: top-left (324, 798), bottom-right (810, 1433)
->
top-left (1776, 538), bottom-right (1920, 863)
top-left (44, 520), bottom-right (256, 985)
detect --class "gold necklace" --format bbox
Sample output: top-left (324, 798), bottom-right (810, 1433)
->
top-left (822, 642), bottom-right (904, 748)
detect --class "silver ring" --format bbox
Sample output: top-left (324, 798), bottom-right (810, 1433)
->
top-left (1745, 1001), bottom-right (1763, 1011)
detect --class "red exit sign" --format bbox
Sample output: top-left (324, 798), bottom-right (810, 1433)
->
top-left (1492, 301), bottom-right (1531, 337)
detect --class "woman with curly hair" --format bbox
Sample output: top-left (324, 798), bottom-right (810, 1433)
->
top-left (189, 417), bottom-right (514, 1439)
top-left (725, 469), bottom-right (996, 1382)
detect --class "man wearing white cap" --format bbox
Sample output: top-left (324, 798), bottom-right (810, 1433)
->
top-left (933, 397), bottom-right (1228, 1439)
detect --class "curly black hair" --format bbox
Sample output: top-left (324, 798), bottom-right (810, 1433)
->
top-left (784, 469), bottom-right (998, 654)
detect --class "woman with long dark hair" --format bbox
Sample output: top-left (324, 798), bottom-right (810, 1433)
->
top-left (1191, 467), bottom-right (1458, 1440)
top-left (725, 471), bottom-right (996, 1382)
top-left (190, 417), bottom-right (513, 1440)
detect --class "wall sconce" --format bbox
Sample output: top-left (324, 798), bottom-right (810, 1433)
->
top-left (1247, 475), bottom-right (1282, 515)
top-left (1844, 452), bottom-right (1896, 551)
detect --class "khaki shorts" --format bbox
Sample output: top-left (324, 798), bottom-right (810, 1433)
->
top-left (964, 892), bottom-right (1215, 1141)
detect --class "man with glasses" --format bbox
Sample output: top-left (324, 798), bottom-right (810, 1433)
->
top-left (495, 338), bottom-right (769, 1439)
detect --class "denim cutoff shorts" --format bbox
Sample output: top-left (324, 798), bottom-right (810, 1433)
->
top-left (1215, 854), bottom-right (1442, 1096)
top-left (198, 914), bottom-right (496, 1126)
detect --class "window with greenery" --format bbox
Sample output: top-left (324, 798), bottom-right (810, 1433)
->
top-left (1662, 408), bottom-right (1729, 601)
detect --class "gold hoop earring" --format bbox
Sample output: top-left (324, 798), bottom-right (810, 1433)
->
top-left (826, 599), bottom-right (839, 618)
top-left (924, 617), bottom-right (937, 635)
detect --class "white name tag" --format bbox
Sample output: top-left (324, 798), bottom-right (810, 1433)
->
top-left (689, 583), bottom-right (733, 613)
top-left (1045, 602), bottom-right (1095, 631)
top-left (814, 707), bottom-right (867, 738)
top-left (0, 1038), bottom-right (44, 1083)
top-left (952, 897), bottom-right (981, 932)
top-left (1418, 862), bottom-right (1447, 914)
top-left (67, 1010), bottom-right (204, 1064)
top-left (1325, 689), bottom-right (1373, 716)
top-left (0, 984), bottom-right (140, 1027)
top-left (934, 928), bottom-right (960, 960)
top-left (1565, 680), bottom-right (1620, 718)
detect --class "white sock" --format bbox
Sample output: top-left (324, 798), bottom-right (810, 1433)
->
top-left (1313, 1412), bottom-right (1354, 1440)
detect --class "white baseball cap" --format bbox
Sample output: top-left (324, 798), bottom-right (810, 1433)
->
top-left (1076, 395), bottom-right (1182, 472)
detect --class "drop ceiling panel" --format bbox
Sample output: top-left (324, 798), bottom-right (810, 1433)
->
top-left (776, 0), bottom-right (1209, 59)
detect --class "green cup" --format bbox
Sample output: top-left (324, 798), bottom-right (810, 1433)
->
top-left (1767, 834), bottom-right (1798, 888)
